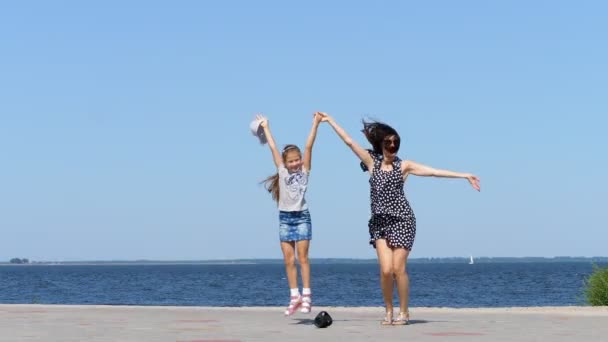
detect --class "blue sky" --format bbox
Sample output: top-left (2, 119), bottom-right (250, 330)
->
top-left (1, 1), bottom-right (606, 261)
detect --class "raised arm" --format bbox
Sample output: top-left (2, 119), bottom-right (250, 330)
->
top-left (257, 115), bottom-right (282, 168)
top-left (401, 160), bottom-right (481, 191)
top-left (302, 113), bottom-right (322, 171)
top-left (317, 112), bottom-right (373, 171)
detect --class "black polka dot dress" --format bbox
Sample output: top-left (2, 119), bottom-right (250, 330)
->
top-left (367, 151), bottom-right (416, 250)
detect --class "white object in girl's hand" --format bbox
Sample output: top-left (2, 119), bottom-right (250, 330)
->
top-left (250, 118), bottom-right (268, 145)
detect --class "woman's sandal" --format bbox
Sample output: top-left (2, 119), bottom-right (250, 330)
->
top-left (381, 310), bottom-right (393, 325)
top-left (392, 310), bottom-right (410, 325)
top-left (284, 295), bottom-right (302, 316)
top-left (300, 293), bottom-right (312, 313)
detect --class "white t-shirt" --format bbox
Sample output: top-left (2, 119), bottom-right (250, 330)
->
top-left (277, 165), bottom-right (309, 212)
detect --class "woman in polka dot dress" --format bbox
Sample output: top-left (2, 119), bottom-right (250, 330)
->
top-left (317, 112), bottom-right (480, 326)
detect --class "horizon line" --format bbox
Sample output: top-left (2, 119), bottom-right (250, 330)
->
top-left (4, 256), bottom-right (608, 263)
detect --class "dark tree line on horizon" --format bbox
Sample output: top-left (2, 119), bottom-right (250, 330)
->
top-left (9, 258), bottom-right (29, 264)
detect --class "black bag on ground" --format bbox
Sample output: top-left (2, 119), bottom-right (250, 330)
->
top-left (314, 311), bottom-right (333, 328)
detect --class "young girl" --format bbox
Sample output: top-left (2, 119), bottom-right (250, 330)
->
top-left (316, 112), bottom-right (480, 325)
top-left (257, 113), bottom-right (322, 316)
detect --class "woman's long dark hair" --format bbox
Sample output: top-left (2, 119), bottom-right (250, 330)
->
top-left (361, 120), bottom-right (400, 154)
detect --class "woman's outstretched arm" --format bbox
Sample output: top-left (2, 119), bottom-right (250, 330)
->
top-left (402, 160), bottom-right (481, 191)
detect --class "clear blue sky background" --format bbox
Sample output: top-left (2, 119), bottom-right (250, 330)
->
top-left (1, 1), bottom-right (606, 261)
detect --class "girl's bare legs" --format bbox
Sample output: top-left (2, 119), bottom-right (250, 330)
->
top-left (375, 239), bottom-right (395, 323)
top-left (296, 240), bottom-right (312, 313)
top-left (281, 241), bottom-right (303, 315)
top-left (296, 240), bottom-right (311, 289)
top-left (280, 241), bottom-right (298, 289)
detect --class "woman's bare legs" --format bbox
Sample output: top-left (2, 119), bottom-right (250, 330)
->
top-left (392, 247), bottom-right (411, 323)
top-left (375, 239), bottom-right (395, 323)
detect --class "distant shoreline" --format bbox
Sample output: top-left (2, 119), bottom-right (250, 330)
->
top-left (2, 256), bottom-right (608, 266)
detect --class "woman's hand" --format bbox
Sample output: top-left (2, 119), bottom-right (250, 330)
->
top-left (313, 112), bottom-right (323, 124)
top-left (465, 174), bottom-right (481, 192)
top-left (315, 112), bottom-right (332, 123)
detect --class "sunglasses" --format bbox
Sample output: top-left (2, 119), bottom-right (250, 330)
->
top-left (383, 137), bottom-right (400, 153)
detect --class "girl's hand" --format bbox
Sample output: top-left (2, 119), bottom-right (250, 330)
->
top-left (315, 112), bottom-right (332, 122)
top-left (465, 174), bottom-right (481, 191)
top-left (256, 114), bottom-right (268, 128)
top-left (313, 112), bottom-right (323, 124)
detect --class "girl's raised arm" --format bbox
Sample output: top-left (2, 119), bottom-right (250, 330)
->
top-left (257, 114), bottom-right (282, 168)
top-left (302, 113), bottom-right (323, 171)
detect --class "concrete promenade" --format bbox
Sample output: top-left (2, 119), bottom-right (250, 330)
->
top-left (1, 304), bottom-right (607, 341)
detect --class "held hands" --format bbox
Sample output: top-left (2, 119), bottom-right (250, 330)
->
top-left (465, 174), bottom-right (481, 192)
top-left (314, 112), bottom-right (332, 123)
top-left (313, 112), bottom-right (323, 125)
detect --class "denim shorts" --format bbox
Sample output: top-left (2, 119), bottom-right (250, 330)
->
top-left (279, 209), bottom-right (312, 242)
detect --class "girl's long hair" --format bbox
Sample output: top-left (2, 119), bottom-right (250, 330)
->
top-left (261, 144), bottom-right (301, 203)
top-left (361, 120), bottom-right (400, 154)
